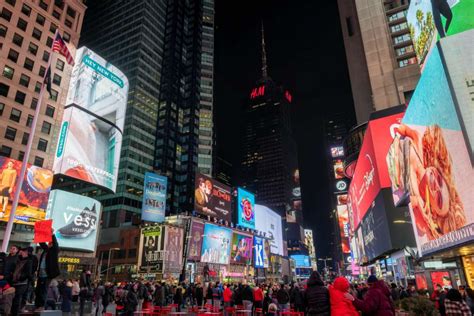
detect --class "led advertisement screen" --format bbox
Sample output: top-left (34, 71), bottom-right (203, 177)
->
top-left (287, 169), bottom-right (302, 223)
top-left (416, 273), bottom-right (428, 290)
top-left (430, 271), bottom-right (452, 289)
top-left (139, 226), bottom-right (164, 272)
top-left (337, 204), bottom-right (351, 254)
top-left (387, 136), bottom-right (411, 207)
top-left (291, 255), bottom-right (311, 268)
top-left (200, 223), bottom-right (232, 265)
top-left (45, 190), bottom-right (101, 252)
top-left (331, 146), bottom-right (344, 158)
top-left (401, 44), bottom-right (474, 256)
top-left (53, 47), bottom-right (128, 193)
top-left (349, 111), bottom-right (404, 230)
top-left (407, 0), bottom-right (474, 67)
top-left (187, 220), bottom-right (204, 261)
top-left (253, 236), bottom-right (265, 268)
top-left (0, 157), bottom-right (53, 225)
top-left (164, 226), bottom-right (184, 273)
top-left (333, 160), bottom-right (345, 179)
top-left (194, 173), bottom-right (232, 222)
top-left (141, 172), bottom-right (167, 223)
top-left (255, 204), bottom-right (284, 256)
top-left (230, 232), bottom-right (253, 265)
top-left (237, 188), bottom-right (255, 229)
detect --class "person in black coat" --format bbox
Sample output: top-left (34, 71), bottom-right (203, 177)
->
top-left (35, 234), bottom-right (60, 311)
top-left (195, 283), bottom-right (204, 307)
top-left (290, 284), bottom-right (305, 312)
top-left (304, 271), bottom-right (330, 316)
top-left (125, 284), bottom-right (139, 316)
top-left (3, 245), bottom-right (19, 284)
top-left (11, 247), bottom-right (33, 315)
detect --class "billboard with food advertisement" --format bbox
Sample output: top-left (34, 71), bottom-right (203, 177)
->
top-left (200, 224), bottom-right (232, 265)
top-left (230, 232), bottom-right (253, 265)
top-left (237, 188), bottom-right (255, 229)
top-left (333, 160), bottom-right (345, 179)
top-left (401, 42), bottom-right (474, 256)
top-left (0, 157), bottom-right (53, 225)
top-left (337, 203), bottom-right (351, 254)
top-left (53, 47), bottom-right (128, 192)
top-left (194, 173), bottom-right (232, 222)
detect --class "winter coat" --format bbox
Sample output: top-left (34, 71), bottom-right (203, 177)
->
top-left (253, 287), bottom-right (264, 303)
top-left (277, 288), bottom-right (290, 304)
top-left (3, 254), bottom-right (17, 284)
top-left (290, 287), bottom-right (304, 306)
top-left (329, 277), bottom-right (359, 316)
top-left (12, 255), bottom-right (33, 286)
top-left (353, 281), bottom-right (395, 316)
top-left (304, 271), bottom-right (330, 315)
top-left (195, 286), bottom-right (204, 302)
top-left (242, 285), bottom-right (254, 302)
top-left (223, 287), bottom-right (233, 302)
top-left (125, 290), bottom-right (139, 313)
top-left (38, 235), bottom-right (60, 279)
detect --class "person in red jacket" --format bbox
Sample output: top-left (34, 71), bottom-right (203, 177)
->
top-left (329, 277), bottom-right (359, 316)
top-left (348, 275), bottom-right (395, 316)
top-left (223, 283), bottom-right (233, 315)
top-left (254, 285), bottom-right (264, 310)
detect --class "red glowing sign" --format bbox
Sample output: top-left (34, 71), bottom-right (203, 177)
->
top-left (250, 86), bottom-right (265, 99)
top-left (285, 90), bottom-right (292, 103)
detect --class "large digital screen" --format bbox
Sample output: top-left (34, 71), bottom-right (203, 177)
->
top-left (0, 157), bottom-right (53, 225)
top-left (164, 226), bottom-right (184, 273)
top-left (387, 136), bottom-right (411, 207)
top-left (407, 0), bottom-right (474, 67)
top-left (331, 146), bottom-right (345, 158)
top-left (237, 188), bottom-right (255, 229)
top-left (230, 232), bottom-right (253, 265)
top-left (53, 47), bottom-right (128, 192)
top-left (333, 159), bottom-right (345, 179)
top-left (187, 220), bottom-right (204, 261)
top-left (255, 204), bottom-right (284, 256)
top-left (291, 255), bottom-right (311, 268)
top-left (194, 173), bottom-right (232, 222)
top-left (401, 44), bottom-right (474, 256)
top-left (139, 226), bottom-right (164, 272)
top-left (337, 204), bottom-right (351, 254)
top-left (430, 271), bottom-right (452, 289)
top-left (287, 169), bottom-right (302, 223)
top-left (253, 236), bottom-right (265, 268)
top-left (141, 172), bottom-right (167, 223)
top-left (200, 223), bottom-right (232, 265)
top-left (45, 190), bottom-right (101, 252)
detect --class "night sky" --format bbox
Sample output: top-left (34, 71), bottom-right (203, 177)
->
top-left (214, 1), bottom-right (356, 261)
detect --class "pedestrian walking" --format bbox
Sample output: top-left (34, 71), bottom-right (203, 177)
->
top-left (276, 284), bottom-right (290, 311)
top-left (45, 279), bottom-right (59, 310)
top-left (195, 282), bottom-right (204, 307)
top-left (444, 288), bottom-right (471, 316)
top-left (329, 276), bottom-right (359, 316)
top-left (34, 233), bottom-right (60, 312)
top-left (11, 247), bottom-right (33, 316)
top-left (61, 280), bottom-right (73, 314)
top-left (124, 283), bottom-right (139, 316)
top-left (79, 269), bottom-right (92, 316)
top-left (242, 283), bottom-right (254, 311)
top-left (253, 284), bottom-right (264, 310)
top-left (223, 283), bottom-right (233, 312)
top-left (349, 275), bottom-right (395, 316)
top-left (290, 283), bottom-right (304, 312)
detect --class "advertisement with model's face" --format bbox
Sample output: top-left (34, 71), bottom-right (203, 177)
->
top-left (164, 226), bottom-right (184, 273)
top-left (401, 45), bottom-right (474, 256)
top-left (255, 204), bottom-right (284, 256)
top-left (45, 190), bottom-right (101, 252)
top-left (237, 188), bottom-right (255, 229)
top-left (200, 224), bottom-right (232, 265)
top-left (139, 226), bottom-right (164, 272)
top-left (407, 0), bottom-right (474, 67)
top-left (141, 172), bottom-right (167, 223)
top-left (187, 220), bottom-right (204, 261)
top-left (0, 157), bottom-right (53, 225)
top-left (194, 173), bottom-right (232, 222)
top-left (230, 232), bottom-right (253, 265)
top-left (54, 47), bottom-right (128, 193)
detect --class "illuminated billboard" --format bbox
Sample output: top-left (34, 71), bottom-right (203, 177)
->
top-left (407, 0), bottom-right (474, 67)
top-left (253, 236), bottom-right (265, 268)
top-left (255, 204), bottom-right (284, 256)
top-left (401, 42), bottom-right (474, 256)
top-left (287, 169), bottom-right (302, 223)
top-left (201, 223), bottom-right (232, 265)
top-left (337, 204), bottom-right (351, 254)
top-left (138, 226), bottom-right (164, 272)
top-left (0, 157), bottom-right (53, 225)
top-left (187, 220), bottom-right (204, 261)
top-left (45, 190), bottom-right (101, 252)
top-left (230, 232), bottom-right (253, 265)
top-left (164, 226), bottom-right (184, 274)
top-left (331, 146), bottom-right (345, 158)
top-left (194, 173), bottom-right (232, 222)
top-left (237, 188), bottom-right (255, 229)
top-left (387, 136), bottom-right (411, 207)
top-left (333, 159), bottom-right (345, 179)
top-left (141, 173), bottom-right (167, 223)
top-left (291, 255), bottom-right (311, 268)
top-left (53, 47), bottom-right (128, 192)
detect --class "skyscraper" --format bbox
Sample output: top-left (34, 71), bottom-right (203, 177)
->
top-left (337, 0), bottom-right (420, 124)
top-left (78, 0), bottom-right (215, 227)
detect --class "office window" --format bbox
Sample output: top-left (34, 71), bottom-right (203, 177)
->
top-left (37, 138), bottom-right (48, 152)
top-left (21, 4), bottom-right (32, 16)
top-left (10, 108), bottom-right (21, 122)
top-left (39, 66), bottom-right (46, 77)
top-left (63, 32), bottom-right (70, 43)
top-left (2, 66), bottom-right (14, 79)
top-left (42, 51), bottom-right (50, 62)
top-left (19, 74), bottom-right (30, 87)
top-left (0, 103), bottom-right (4, 116)
top-left (49, 23), bottom-right (57, 34)
top-left (28, 42), bottom-right (38, 55)
top-left (34, 81), bottom-right (41, 93)
top-left (0, 84), bottom-right (9, 97)
top-left (13, 33), bottom-right (23, 47)
top-left (45, 105), bottom-right (55, 117)
top-left (66, 6), bottom-right (76, 18)
top-left (31, 98), bottom-right (38, 110)
top-left (32, 28), bottom-right (42, 41)
top-left (7, 49), bottom-right (19, 63)
top-left (1, 8), bottom-right (13, 22)
top-left (46, 36), bottom-right (53, 47)
top-left (50, 89), bottom-right (58, 101)
top-left (54, 0), bottom-right (64, 9)
top-left (56, 60), bottom-right (65, 71)
top-left (21, 132), bottom-right (29, 145)
top-left (15, 91), bottom-right (26, 104)
top-left (39, 0), bottom-right (48, 11)
top-left (0, 146), bottom-right (12, 158)
top-left (36, 14), bottom-right (45, 26)
top-left (0, 24), bottom-right (7, 37)
top-left (52, 10), bottom-right (60, 20)
top-left (65, 19), bottom-right (72, 28)
top-left (24, 58), bottom-right (34, 71)
top-left (18, 151), bottom-right (24, 161)
top-left (4, 126), bottom-right (17, 141)
top-left (34, 156), bottom-right (44, 167)
top-left (26, 115), bottom-right (33, 127)
top-left (17, 18), bottom-right (27, 31)
top-left (6, 0), bottom-right (16, 7)
top-left (52, 74), bottom-right (61, 86)
top-left (41, 121), bottom-right (51, 134)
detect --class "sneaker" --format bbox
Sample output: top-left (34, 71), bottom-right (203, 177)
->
top-left (57, 204), bottom-right (97, 238)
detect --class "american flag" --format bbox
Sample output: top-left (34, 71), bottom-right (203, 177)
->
top-left (52, 32), bottom-right (74, 66)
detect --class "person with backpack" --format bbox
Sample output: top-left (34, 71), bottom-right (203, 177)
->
top-left (11, 247), bottom-right (33, 315)
top-left (348, 275), bottom-right (395, 316)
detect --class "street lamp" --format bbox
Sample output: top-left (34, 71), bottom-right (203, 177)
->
top-left (105, 248), bottom-right (120, 283)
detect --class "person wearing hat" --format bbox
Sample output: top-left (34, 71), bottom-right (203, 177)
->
top-left (345, 275), bottom-right (395, 316)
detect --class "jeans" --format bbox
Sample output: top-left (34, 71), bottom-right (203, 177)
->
top-left (279, 303), bottom-right (289, 312)
top-left (34, 277), bottom-right (49, 308)
top-left (11, 284), bottom-right (29, 315)
top-left (45, 299), bottom-right (57, 310)
top-left (242, 300), bottom-right (253, 311)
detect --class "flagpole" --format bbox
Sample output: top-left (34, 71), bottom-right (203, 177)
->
top-left (1, 30), bottom-right (59, 252)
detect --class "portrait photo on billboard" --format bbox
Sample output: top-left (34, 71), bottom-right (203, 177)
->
top-left (401, 46), bottom-right (474, 256)
top-left (430, 271), bottom-right (452, 289)
top-left (139, 226), bottom-right (163, 271)
top-left (194, 173), bottom-right (232, 222)
top-left (141, 172), bottom-right (167, 223)
top-left (230, 232), bottom-right (253, 265)
top-left (45, 190), bottom-right (101, 252)
top-left (255, 204), bottom-right (284, 256)
top-left (53, 47), bottom-right (128, 193)
top-left (0, 157), bottom-right (53, 225)
top-left (164, 226), bottom-right (184, 272)
top-left (188, 220), bottom-right (204, 261)
top-left (237, 188), bottom-right (255, 229)
top-left (200, 224), bottom-right (232, 265)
